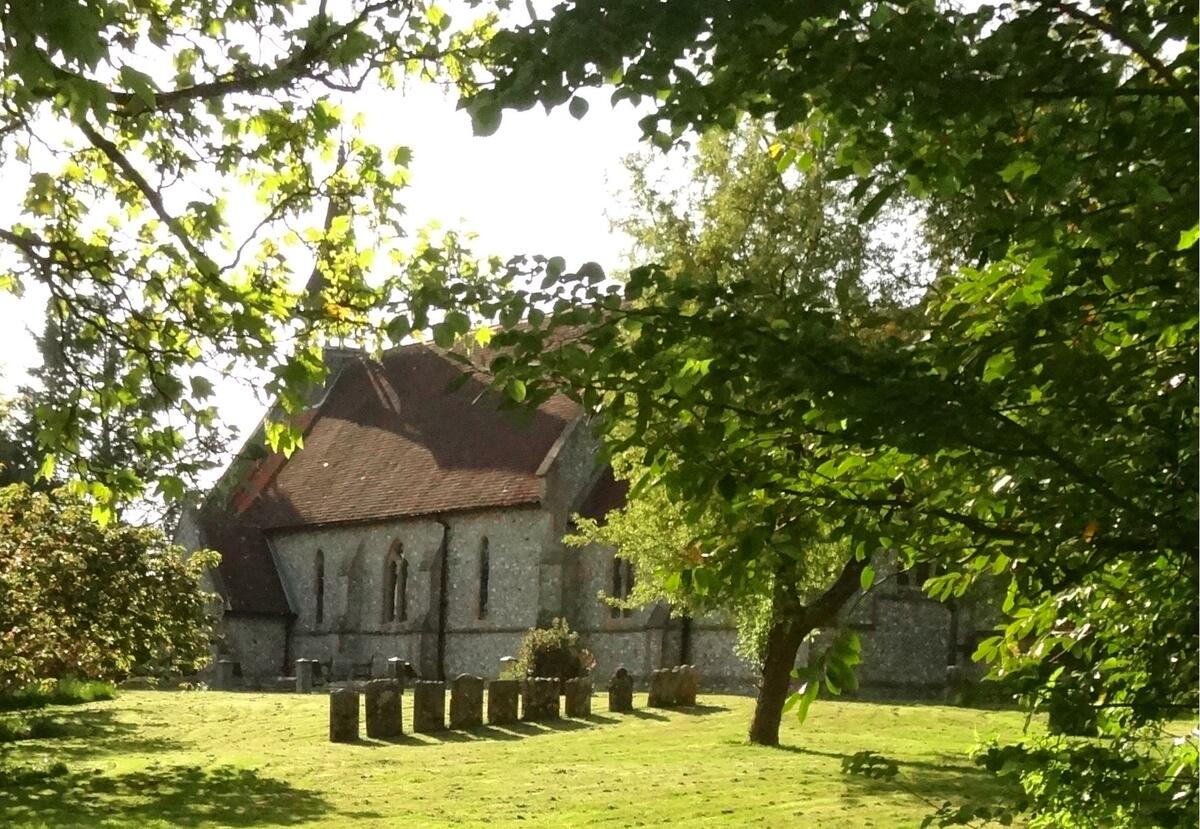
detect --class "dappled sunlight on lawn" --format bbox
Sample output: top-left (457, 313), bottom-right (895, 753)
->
top-left (0, 691), bottom-right (1034, 828)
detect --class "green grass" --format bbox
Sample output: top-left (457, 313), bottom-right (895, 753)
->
top-left (0, 690), bottom-right (1037, 828)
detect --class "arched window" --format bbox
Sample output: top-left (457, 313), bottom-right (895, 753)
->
top-left (611, 555), bottom-right (635, 618)
top-left (384, 542), bottom-right (408, 622)
top-left (314, 550), bottom-right (325, 624)
top-left (478, 537), bottom-right (490, 619)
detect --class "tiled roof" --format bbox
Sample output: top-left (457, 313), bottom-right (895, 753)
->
top-left (203, 344), bottom-right (581, 614)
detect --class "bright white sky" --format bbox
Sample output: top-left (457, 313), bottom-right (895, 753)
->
top-left (0, 60), bottom-right (658, 450)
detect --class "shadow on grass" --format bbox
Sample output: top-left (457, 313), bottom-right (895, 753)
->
top-left (625, 709), bottom-right (669, 721)
top-left (359, 712), bottom-right (635, 746)
top-left (0, 708), bottom-right (185, 760)
top-left (347, 703), bottom-right (728, 747)
top-left (0, 762), bottom-right (332, 828)
top-left (771, 745), bottom-right (1013, 806)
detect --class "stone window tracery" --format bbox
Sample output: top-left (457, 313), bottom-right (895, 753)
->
top-left (314, 550), bottom-right (325, 625)
top-left (384, 542), bottom-right (408, 622)
top-left (478, 537), bottom-right (490, 619)
top-left (610, 556), bottom-right (634, 618)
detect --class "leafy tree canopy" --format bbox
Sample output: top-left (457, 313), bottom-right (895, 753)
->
top-left (0, 0), bottom-right (497, 517)
top-left (421, 0), bottom-right (1196, 819)
top-left (0, 483), bottom-right (217, 692)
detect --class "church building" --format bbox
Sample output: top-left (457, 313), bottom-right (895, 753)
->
top-left (181, 343), bottom-right (985, 695)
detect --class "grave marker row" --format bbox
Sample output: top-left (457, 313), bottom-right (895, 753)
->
top-left (329, 665), bottom-right (699, 741)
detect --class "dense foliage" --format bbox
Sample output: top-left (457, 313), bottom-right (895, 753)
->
top-left (0, 484), bottom-right (217, 692)
top-left (0, 0), bottom-right (494, 517)
top-left (513, 618), bottom-right (595, 685)
top-left (566, 124), bottom-right (908, 739)
top-left (0, 0), bottom-right (1194, 823)
top-left (425, 0), bottom-right (1196, 819)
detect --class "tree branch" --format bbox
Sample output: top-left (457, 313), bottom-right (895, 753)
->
top-left (1051, 1), bottom-right (1197, 113)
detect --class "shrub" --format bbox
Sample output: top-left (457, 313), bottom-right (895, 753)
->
top-left (0, 484), bottom-right (218, 692)
top-left (514, 618), bottom-right (595, 686)
top-left (0, 678), bottom-right (117, 712)
top-left (0, 713), bottom-right (69, 743)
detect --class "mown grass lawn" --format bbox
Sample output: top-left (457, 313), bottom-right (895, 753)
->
top-left (0, 690), bottom-right (1035, 828)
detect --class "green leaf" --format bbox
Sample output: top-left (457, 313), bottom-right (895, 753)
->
top-left (158, 475), bottom-right (185, 501)
top-left (1176, 224), bottom-right (1199, 251)
top-left (507, 379), bottom-right (527, 403)
top-left (982, 351), bottom-right (1015, 383)
top-left (189, 376), bottom-right (214, 399)
top-left (999, 157), bottom-right (1040, 183)
top-left (568, 96), bottom-right (590, 119)
top-left (433, 323), bottom-right (455, 349)
top-left (860, 564), bottom-right (875, 591)
top-left (469, 101), bottom-right (503, 137)
top-left (37, 453), bottom-right (57, 482)
top-left (857, 181), bottom-right (900, 222)
top-left (119, 67), bottom-right (158, 109)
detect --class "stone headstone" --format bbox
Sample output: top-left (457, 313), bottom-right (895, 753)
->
top-left (648, 668), bottom-right (680, 708)
top-left (365, 678), bottom-right (402, 739)
top-left (944, 664), bottom-right (968, 705)
top-left (676, 664), bottom-right (699, 706)
top-left (487, 679), bottom-right (520, 725)
top-left (329, 688), bottom-right (360, 742)
top-left (563, 677), bottom-right (592, 718)
top-left (412, 680), bottom-right (446, 733)
top-left (608, 666), bottom-right (634, 713)
top-left (215, 659), bottom-right (237, 690)
top-left (522, 677), bottom-right (560, 721)
top-left (386, 657), bottom-right (417, 689)
top-left (330, 659), bottom-right (353, 682)
top-left (449, 674), bottom-right (485, 730)
top-left (295, 659), bottom-right (315, 693)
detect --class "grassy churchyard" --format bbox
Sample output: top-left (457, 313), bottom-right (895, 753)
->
top-left (0, 690), bottom-right (1035, 828)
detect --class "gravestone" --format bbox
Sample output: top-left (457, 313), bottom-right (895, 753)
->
top-left (608, 666), bottom-right (634, 713)
top-left (412, 680), bottom-right (446, 733)
top-left (945, 665), bottom-right (967, 705)
top-left (563, 677), bottom-right (592, 718)
top-left (386, 658), bottom-right (417, 689)
top-left (522, 677), bottom-right (560, 721)
top-left (648, 668), bottom-right (680, 708)
top-left (487, 679), bottom-right (520, 725)
top-left (329, 688), bottom-right (360, 742)
top-left (365, 678), bottom-right (402, 738)
top-left (295, 659), bottom-right (315, 693)
top-left (215, 659), bottom-right (237, 690)
top-left (449, 674), bottom-right (485, 730)
top-left (676, 664), bottom-right (699, 706)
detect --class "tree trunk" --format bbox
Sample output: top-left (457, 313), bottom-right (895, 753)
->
top-left (747, 556), bottom-right (870, 747)
top-left (748, 617), bottom-right (808, 746)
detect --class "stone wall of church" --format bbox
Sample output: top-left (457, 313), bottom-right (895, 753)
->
top-left (256, 505), bottom-right (563, 680)
top-left (220, 614), bottom-right (289, 680)
top-left (565, 540), bottom-right (756, 688)
top-left (207, 414), bottom-right (991, 697)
